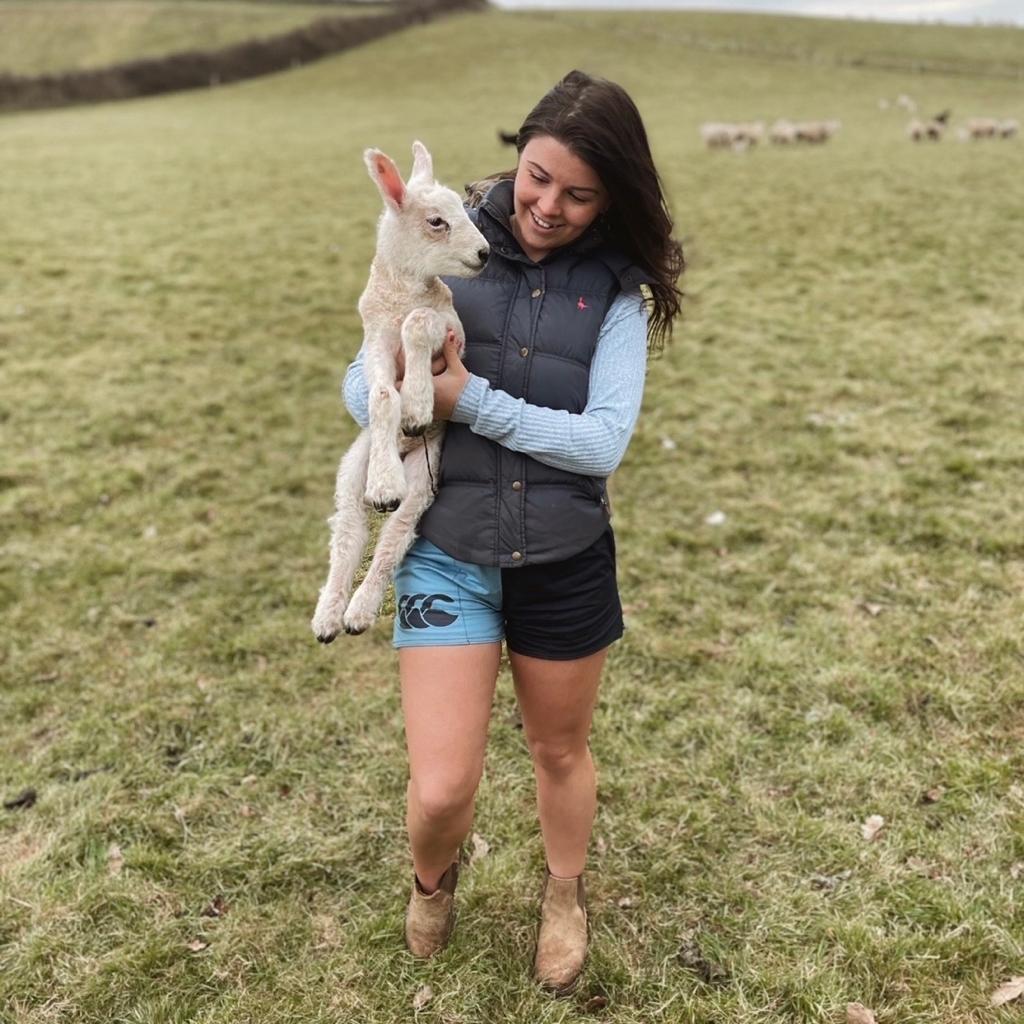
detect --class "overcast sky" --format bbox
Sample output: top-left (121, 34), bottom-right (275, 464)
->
top-left (489, 0), bottom-right (1024, 25)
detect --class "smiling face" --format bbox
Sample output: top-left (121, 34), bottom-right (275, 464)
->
top-left (510, 135), bottom-right (609, 263)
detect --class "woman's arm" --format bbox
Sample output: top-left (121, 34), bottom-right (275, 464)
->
top-left (450, 290), bottom-right (648, 477)
top-left (341, 348), bottom-right (371, 429)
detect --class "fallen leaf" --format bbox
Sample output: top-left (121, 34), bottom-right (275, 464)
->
top-left (617, 896), bottom-right (637, 908)
top-left (990, 976), bottom-right (1024, 1007)
top-left (201, 895), bottom-right (228, 918)
top-left (583, 994), bottom-right (609, 1012)
top-left (846, 1002), bottom-right (877, 1024)
top-left (677, 938), bottom-right (729, 985)
top-left (859, 601), bottom-right (883, 617)
top-left (239, 803), bottom-right (255, 818)
top-left (1010, 862), bottom-right (1023, 880)
top-left (595, 836), bottom-right (607, 855)
top-left (809, 869), bottom-right (852, 890)
top-left (861, 815), bottom-right (885, 842)
top-left (920, 787), bottom-right (944, 804)
top-left (660, 436), bottom-right (677, 450)
top-left (107, 843), bottom-right (124, 876)
top-left (470, 832), bottom-right (490, 862)
top-left (705, 510), bottom-right (727, 526)
top-left (412, 984), bottom-right (433, 1010)
top-left (186, 939), bottom-right (209, 952)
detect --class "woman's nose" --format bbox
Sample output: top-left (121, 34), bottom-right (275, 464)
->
top-left (537, 188), bottom-right (560, 217)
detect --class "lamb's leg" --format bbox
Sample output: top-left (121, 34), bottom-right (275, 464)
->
top-left (364, 354), bottom-right (407, 512)
top-left (399, 307), bottom-right (447, 437)
top-left (342, 432), bottom-right (442, 635)
top-left (311, 430), bottom-right (371, 643)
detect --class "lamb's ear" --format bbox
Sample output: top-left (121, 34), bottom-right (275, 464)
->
top-left (409, 140), bottom-right (434, 185)
top-left (364, 148), bottom-right (405, 210)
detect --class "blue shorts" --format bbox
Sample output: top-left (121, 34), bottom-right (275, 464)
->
top-left (392, 529), bottom-right (624, 661)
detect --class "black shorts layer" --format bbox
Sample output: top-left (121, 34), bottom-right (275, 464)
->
top-left (500, 526), bottom-right (624, 661)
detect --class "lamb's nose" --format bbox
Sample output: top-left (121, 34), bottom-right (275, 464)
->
top-left (477, 247), bottom-right (490, 265)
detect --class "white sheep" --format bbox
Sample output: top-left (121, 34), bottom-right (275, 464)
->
top-left (907, 118), bottom-right (944, 141)
top-left (794, 120), bottom-right (840, 144)
top-left (1000, 118), bottom-right (1019, 138)
top-left (700, 122), bottom-right (736, 148)
top-left (769, 118), bottom-right (797, 144)
top-left (965, 117), bottom-right (999, 139)
top-left (311, 141), bottom-right (489, 641)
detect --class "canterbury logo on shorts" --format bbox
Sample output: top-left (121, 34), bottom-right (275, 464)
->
top-left (398, 592), bottom-right (459, 630)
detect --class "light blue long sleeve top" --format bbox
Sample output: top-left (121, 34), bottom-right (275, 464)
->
top-left (342, 289), bottom-right (648, 478)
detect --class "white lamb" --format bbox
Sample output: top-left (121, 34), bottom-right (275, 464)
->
top-left (311, 141), bottom-right (489, 642)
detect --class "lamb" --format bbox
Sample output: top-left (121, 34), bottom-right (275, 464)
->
top-left (311, 141), bottom-right (489, 642)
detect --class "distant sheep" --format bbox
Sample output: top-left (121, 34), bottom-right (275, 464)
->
top-left (962, 117), bottom-right (1018, 140)
top-left (700, 122), bottom-right (737, 148)
top-left (699, 122), bottom-right (762, 150)
top-left (907, 118), bottom-right (944, 142)
top-left (794, 120), bottom-right (841, 144)
top-left (769, 119), bottom-right (797, 144)
top-left (703, 117), bottom-right (839, 150)
top-left (965, 117), bottom-right (999, 139)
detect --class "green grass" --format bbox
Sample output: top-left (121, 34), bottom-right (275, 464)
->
top-left (0, 0), bottom-right (386, 75)
top-left (2, 7), bottom-right (1024, 1023)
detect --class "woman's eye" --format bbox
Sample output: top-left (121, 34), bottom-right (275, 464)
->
top-left (427, 216), bottom-right (448, 229)
top-left (569, 193), bottom-right (590, 203)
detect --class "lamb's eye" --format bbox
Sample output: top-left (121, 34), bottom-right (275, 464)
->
top-left (427, 216), bottom-right (448, 230)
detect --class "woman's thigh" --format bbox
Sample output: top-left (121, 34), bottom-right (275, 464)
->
top-left (510, 648), bottom-right (607, 761)
top-left (400, 643), bottom-right (502, 797)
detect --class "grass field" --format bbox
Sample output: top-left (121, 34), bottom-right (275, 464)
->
top-left (2, 6), bottom-right (1023, 1023)
top-left (0, 0), bottom-right (386, 76)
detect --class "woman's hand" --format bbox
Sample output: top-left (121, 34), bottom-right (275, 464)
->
top-left (395, 330), bottom-right (470, 421)
top-left (430, 330), bottom-right (471, 420)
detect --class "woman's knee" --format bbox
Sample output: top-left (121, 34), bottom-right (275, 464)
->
top-left (410, 772), bottom-right (480, 825)
top-left (528, 737), bottom-right (591, 779)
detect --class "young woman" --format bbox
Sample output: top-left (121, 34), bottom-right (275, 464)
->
top-left (343, 69), bottom-right (683, 994)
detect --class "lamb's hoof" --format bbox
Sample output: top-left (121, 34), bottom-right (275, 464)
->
top-left (371, 497), bottom-right (401, 513)
top-left (315, 630), bottom-right (338, 645)
top-left (343, 622), bottom-right (367, 636)
top-left (402, 423), bottom-right (427, 438)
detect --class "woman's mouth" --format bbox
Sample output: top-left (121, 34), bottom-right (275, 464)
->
top-left (529, 209), bottom-right (560, 232)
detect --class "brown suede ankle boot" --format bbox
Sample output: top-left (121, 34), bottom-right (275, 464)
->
top-left (533, 867), bottom-right (588, 994)
top-left (404, 859), bottom-right (459, 958)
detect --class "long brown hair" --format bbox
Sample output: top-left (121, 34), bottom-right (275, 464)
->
top-left (514, 70), bottom-right (684, 351)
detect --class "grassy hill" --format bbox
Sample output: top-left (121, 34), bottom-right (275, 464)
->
top-left (543, 8), bottom-right (1024, 79)
top-left (0, 0), bottom-right (387, 75)
top-left (1, 8), bottom-right (1023, 1023)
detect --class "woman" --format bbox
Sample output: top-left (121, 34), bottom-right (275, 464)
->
top-left (343, 69), bottom-right (683, 994)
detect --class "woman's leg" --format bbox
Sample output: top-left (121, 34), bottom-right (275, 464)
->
top-left (509, 647), bottom-right (607, 878)
top-left (400, 643), bottom-right (502, 891)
